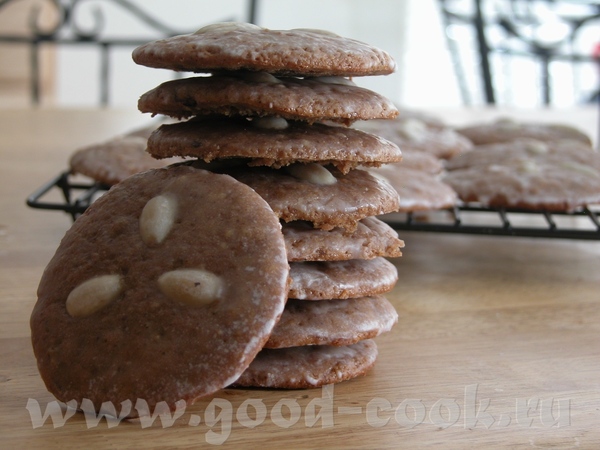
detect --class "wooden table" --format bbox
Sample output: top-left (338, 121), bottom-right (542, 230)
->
top-left (1, 107), bottom-right (599, 449)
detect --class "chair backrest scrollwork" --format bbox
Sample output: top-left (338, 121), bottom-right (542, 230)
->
top-left (0, 0), bottom-right (258, 106)
top-left (438, 0), bottom-right (600, 106)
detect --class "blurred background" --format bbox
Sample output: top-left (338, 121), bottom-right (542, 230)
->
top-left (0, 0), bottom-right (598, 109)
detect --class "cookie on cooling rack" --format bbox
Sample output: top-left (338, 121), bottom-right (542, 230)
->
top-left (266, 296), bottom-right (398, 348)
top-left (132, 22), bottom-right (396, 77)
top-left (369, 164), bottom-right (458, 212)
top-left (395, 148), bottom-right (444, 174)
top-left (283, 217), bottom-right (404, 262)
top-left (455, 117), bottom-right (593, 147)
top-left (147, 116), bottom-right (402, 174)
top-left (138, 74), bottom-right (398, 124)
top-left (69, 119), bottom-right (182, 186)
top-left (31, 164), bottom-right (289, 416)
top-left (442, 151), bottom-right (600, 211)
top-left (445, 138), bottom-right (600, 171)
top-left (232, 339), bottom-right (378, 389)
top-left (69, 135), bottom-right (183, 186)
top-left (354, 117), bottom-right (474, 160)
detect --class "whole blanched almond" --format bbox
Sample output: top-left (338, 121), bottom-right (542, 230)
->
top-left (398, 118), bottom-right (427, 142)
top-left (523, 139), bottom-right (548, 154)
top-left (66, 274), bottom-right (123, 317)
top-left (239, 72), bottom-right (283, 84)
top-left (139, 194), bottom-right (177, 245)
top-left (516, 159), bottom-right (540, 174)
top-left (312, 76), bottom-right (356, 86)
top-left (194, 22), bottom-right (262, 34)
top-left (286, 163), bottom-right (337, 185)
top-left (561, 161), bottom-right (599, 178)
top-left (158, 269), bottom-right (224, 307)
top-left (253, 117), bottom-right (289, 130)
top-left (293, 28), bottom-right (340, 37)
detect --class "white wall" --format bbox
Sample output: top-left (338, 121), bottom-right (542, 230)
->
top-left (54, 0), bottom-right (462, 108)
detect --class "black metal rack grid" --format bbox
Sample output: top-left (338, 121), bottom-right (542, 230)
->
top-left (26, 170), bottom-right (600, 240)
top-left (26, 171), bottom-right (109, 221)
top-left (384, 205), bottom-right (600, 240)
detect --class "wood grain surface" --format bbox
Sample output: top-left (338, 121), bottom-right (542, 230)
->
top-left (1, 108), bottom-right (599, 449)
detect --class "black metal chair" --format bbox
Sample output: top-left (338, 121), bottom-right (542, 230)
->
top-left (437, 0), bottom-right (600, 106)
top-left (0, 0), bottom-right (259, 106)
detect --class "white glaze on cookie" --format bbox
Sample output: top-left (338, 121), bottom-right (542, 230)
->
top-left (232, 340), bottom-right (378, 388)
top-left (289, 257), bottom-right (398, 300)
top-left (266, 296), bottom-right (398, 348)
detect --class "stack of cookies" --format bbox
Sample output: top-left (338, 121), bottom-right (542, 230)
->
top-left (31, 22), bottom-right (405, 416)
top-left (133, 22), bottom-right (405, 389)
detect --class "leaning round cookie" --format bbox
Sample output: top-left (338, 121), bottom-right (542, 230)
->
top-left (354, 117), bottom-right (473, 160)
top-left (289, 257), bottom-right (398, 300)
top-left (138, 74), bottom-right (398, 124)
top-left (31, 165), bottom-right (289, 416)
top-left (455, 117), bottom-right (592, 147)
top-left (232, 340), bottom-right (378, 389)
top-left (370, 165), bottom-right (458, 212)
top-left (69, 135), bottom-right (183, 186)
top-left (442, 156), bottom-right (600, 211)
top-left (132, 22), bottom-right (396, 77)
top-left (283, 217), bottom-right (404, 262)
top-left (147, 117), bottom-right (401, 174)
top-left (216, 164), bottom-right (401, 232)
top-left (265, 296), bottom-right (398, 349)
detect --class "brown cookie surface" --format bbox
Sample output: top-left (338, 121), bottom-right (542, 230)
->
top-left (354, 117), bottom-right (474, 159)
top-left (370, 165), bottom-right (458, 212)
top-left (138, 74), bottom-right (398, 124)
top-left (289, 257), bottom-right (398, 300)
top-left (455, 117), bottom-right (593, 147)
top-left (132, 23), bottom-right (396, 77)
top-left (147, 117), bottom-right (402, 174)
top-left (283, 217), bottom-right (404, 262)
top-left (444, 138), bottom-right (600, 171)
top-left (442, 154), bottom-right (600, 211)
top-left (31, 165), bottom-right (289, 415)
top-left (217, 165), bottom-right (401, 231)
top-left (394, 148), bottom-right (444, 174)
top-left (265, 296), bottom-right (398, 349)
top-left (232, 340), bottom-right (378, 389)
top-left (69, 135), bottom-right (182, 186)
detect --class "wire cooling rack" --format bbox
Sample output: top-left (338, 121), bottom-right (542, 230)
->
top-left (383, 205), bottom-right (600, 240)
top-left (26, 171), bottom-right (108, 221)
top-left (26, 170), bottom-right (600, 240)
